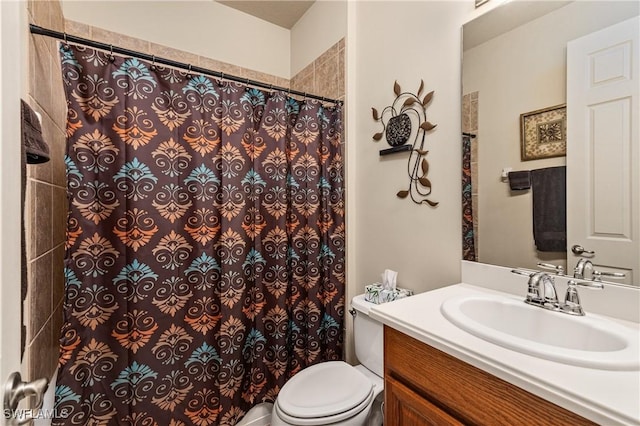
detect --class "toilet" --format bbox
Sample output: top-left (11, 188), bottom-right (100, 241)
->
top-left (271, 294), bottom-right (384, 426)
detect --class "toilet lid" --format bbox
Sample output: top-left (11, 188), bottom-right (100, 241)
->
top-left (277, 361), bottom-right (374, 419)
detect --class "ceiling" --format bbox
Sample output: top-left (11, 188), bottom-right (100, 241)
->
top-left (216, 0), bottom-right (315, 29)
top-left (463, 1), bottom-right (571, 51)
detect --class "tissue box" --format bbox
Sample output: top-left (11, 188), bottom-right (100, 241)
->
top-left (364, 283), bottom-right (414, 304)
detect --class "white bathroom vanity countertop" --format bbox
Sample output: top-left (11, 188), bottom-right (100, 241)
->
top-left (369, 283), bottom-right (640, 425)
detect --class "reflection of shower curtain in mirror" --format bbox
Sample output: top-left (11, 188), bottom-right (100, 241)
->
top-left (54, 44), bottom-right (345, 425)
top-left (462, 134), bottom-right (476, 261)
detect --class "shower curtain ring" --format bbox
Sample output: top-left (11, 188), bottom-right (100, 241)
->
top-left (108, 44), bottom-right (115, 62)
top-left (62, 32), bottom-right (69, 50)
top-left (150, 55), bottom-right (156, 71)
top-left (186, 64), bottom-right (193, 79)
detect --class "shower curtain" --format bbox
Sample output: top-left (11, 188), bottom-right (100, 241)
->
top-left (54, 45), bottom-right (345, 425)
top-left (462, 134), bottom-right (476, 261)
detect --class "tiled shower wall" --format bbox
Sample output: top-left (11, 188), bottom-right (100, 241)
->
top-left (24, 0), bottom-right (68, 390)
top-left (462, 91), bottom-right (478, 259)
top-left (65, 20), bottom-right (346, 104)
top-left (64, 20), bottom-right (292, 90)
top-left (23, 7), bottom-right (345, 397)
top-left (290, 38), bottom-right (346, 104)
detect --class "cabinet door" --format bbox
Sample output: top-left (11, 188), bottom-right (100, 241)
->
top-left (385, 376), bottom-right (463, 426)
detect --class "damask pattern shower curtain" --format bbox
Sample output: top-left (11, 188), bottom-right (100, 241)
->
top-left (54, 45), bottom-right (345, 425)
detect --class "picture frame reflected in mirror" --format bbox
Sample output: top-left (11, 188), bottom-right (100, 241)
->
top-left (520, 104), bottom-right (566, 161)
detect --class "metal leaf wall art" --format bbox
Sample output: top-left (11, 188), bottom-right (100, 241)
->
top-left (372, 80), bottom-right (439, 206)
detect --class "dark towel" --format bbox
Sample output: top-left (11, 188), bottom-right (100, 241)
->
top-left (21, 100), bottom-right (50, 164)
top-left (508, 170), bottom-right (531, 190)
top-left (20, 100), bottom-right (50, 359)
top-left (531, 166), bottom-right (566, 252)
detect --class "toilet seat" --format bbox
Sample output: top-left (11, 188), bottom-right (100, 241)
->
top-left (274, 361), bottom-right (374, 425)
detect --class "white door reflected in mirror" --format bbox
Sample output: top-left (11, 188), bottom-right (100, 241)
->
top-left (567, 16), bottom-right (639, 286)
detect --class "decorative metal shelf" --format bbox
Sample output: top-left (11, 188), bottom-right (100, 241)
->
top-left (371, 80), bottom-right (439, 206)
top-left (379, 145), bottom-right (413, 156)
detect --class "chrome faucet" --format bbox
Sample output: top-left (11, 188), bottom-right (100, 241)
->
top-left (511, 268), bottom-right (602, 316)
top-left (573, 259), bottom-right (626, 282)
top-left (526, 272), bottom-right (559, 308)
top-left (512, 270), bottom-right (559, 310)
top-left (573, 259), bottom-right (594, 279)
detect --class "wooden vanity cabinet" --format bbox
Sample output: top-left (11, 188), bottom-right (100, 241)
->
top-left (384, 326), bottom-right (597, 425)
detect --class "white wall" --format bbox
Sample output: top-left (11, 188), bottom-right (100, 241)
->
top-left (61, 1), bottom-right (291, 78)
top-left (0, 0), bottom-right (26, 384)
top-left (347, 0), bottom-right (471, 304)
top-left (290, 0), bottom-right (347, 76)
top-left (463, 1), bottom-right (640, 271)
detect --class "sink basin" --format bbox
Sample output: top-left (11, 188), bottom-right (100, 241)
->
top-left (441, 295), bottom-right (640, 370)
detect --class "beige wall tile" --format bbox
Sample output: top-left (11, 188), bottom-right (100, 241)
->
top-left (28, 0), bottom-right (51, 29)
top-left (27, 324), bottom-right (53, 384)
top-left (52, 187), bottom-right (67, 247)
top-left (25, 182), bottom-right (35, 261)
top-left (338, 49), bottom-right (345, 99)
top-left (149, 42), bottom-right (199, 68)
top-left (244, 69), bottom-right (279, 88)
top-left (290, 62), bottom-right (313, 95)
top-left (30, 35), bottom-right (53, 119)
top-left (50, 52), bottom-right (68, 133)
top-left (470, 97), bottom-right (478, 131)
top-left (52, 244), bottom-right (65, 309)
top-left (28, 252), bottom-right (52, 342)
top-left (462, 95), bottom-right (471, 132)
top-left (51, 303), bottom-right (64, 367)
top-left (49, 0), bottom-right (65, 33)
top-left (315, 43), bottom-right (338, 68)
top-left (197, 56), bottom-right (225, 75)
top-left (217, 62), bottom-right (244, 79)
top-left (50, 129), bottom-right (66, 187)
top-left (290, 40), bottom-right (346, 102)
top-left (94, 27), bottom-right (151, 55)
top-left (315, 57), bottom-right (340, 101)
top-left (33, 182), bottom-right (53, 257)
top-left (65, 20), bottom-right (92, 38)
top-left (291, 74), bottom-right (315, 97)
top-left (276, 77), bottom-right (290, 90)
top-left (293, 62), bottom-right (313, 84)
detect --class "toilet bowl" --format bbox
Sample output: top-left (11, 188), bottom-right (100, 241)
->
top-left (271, 294), bottom-right (384, 426)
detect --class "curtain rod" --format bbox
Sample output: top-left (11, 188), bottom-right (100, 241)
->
top-left (29, 24), bottom-right (342, 106)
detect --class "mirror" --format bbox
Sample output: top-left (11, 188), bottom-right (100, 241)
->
top-left (462, 1), bottom-right (640, 285)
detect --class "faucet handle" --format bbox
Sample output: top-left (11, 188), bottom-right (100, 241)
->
top-left (537, 262), bottom-right (565, 275)
top-left (573, 280), bottom-right (604, 289)
top-left (562, 280), bottom-right (603, 316)
top-left (562, 280), bottom-right (585, 315)
top-left (593, 270), bottom-right (626, 282)
top-left (510, 269), bottom-right (534, 277)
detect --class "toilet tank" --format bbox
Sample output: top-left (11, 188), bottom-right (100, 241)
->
top-left (351, 294), bottom-right (384, 377)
